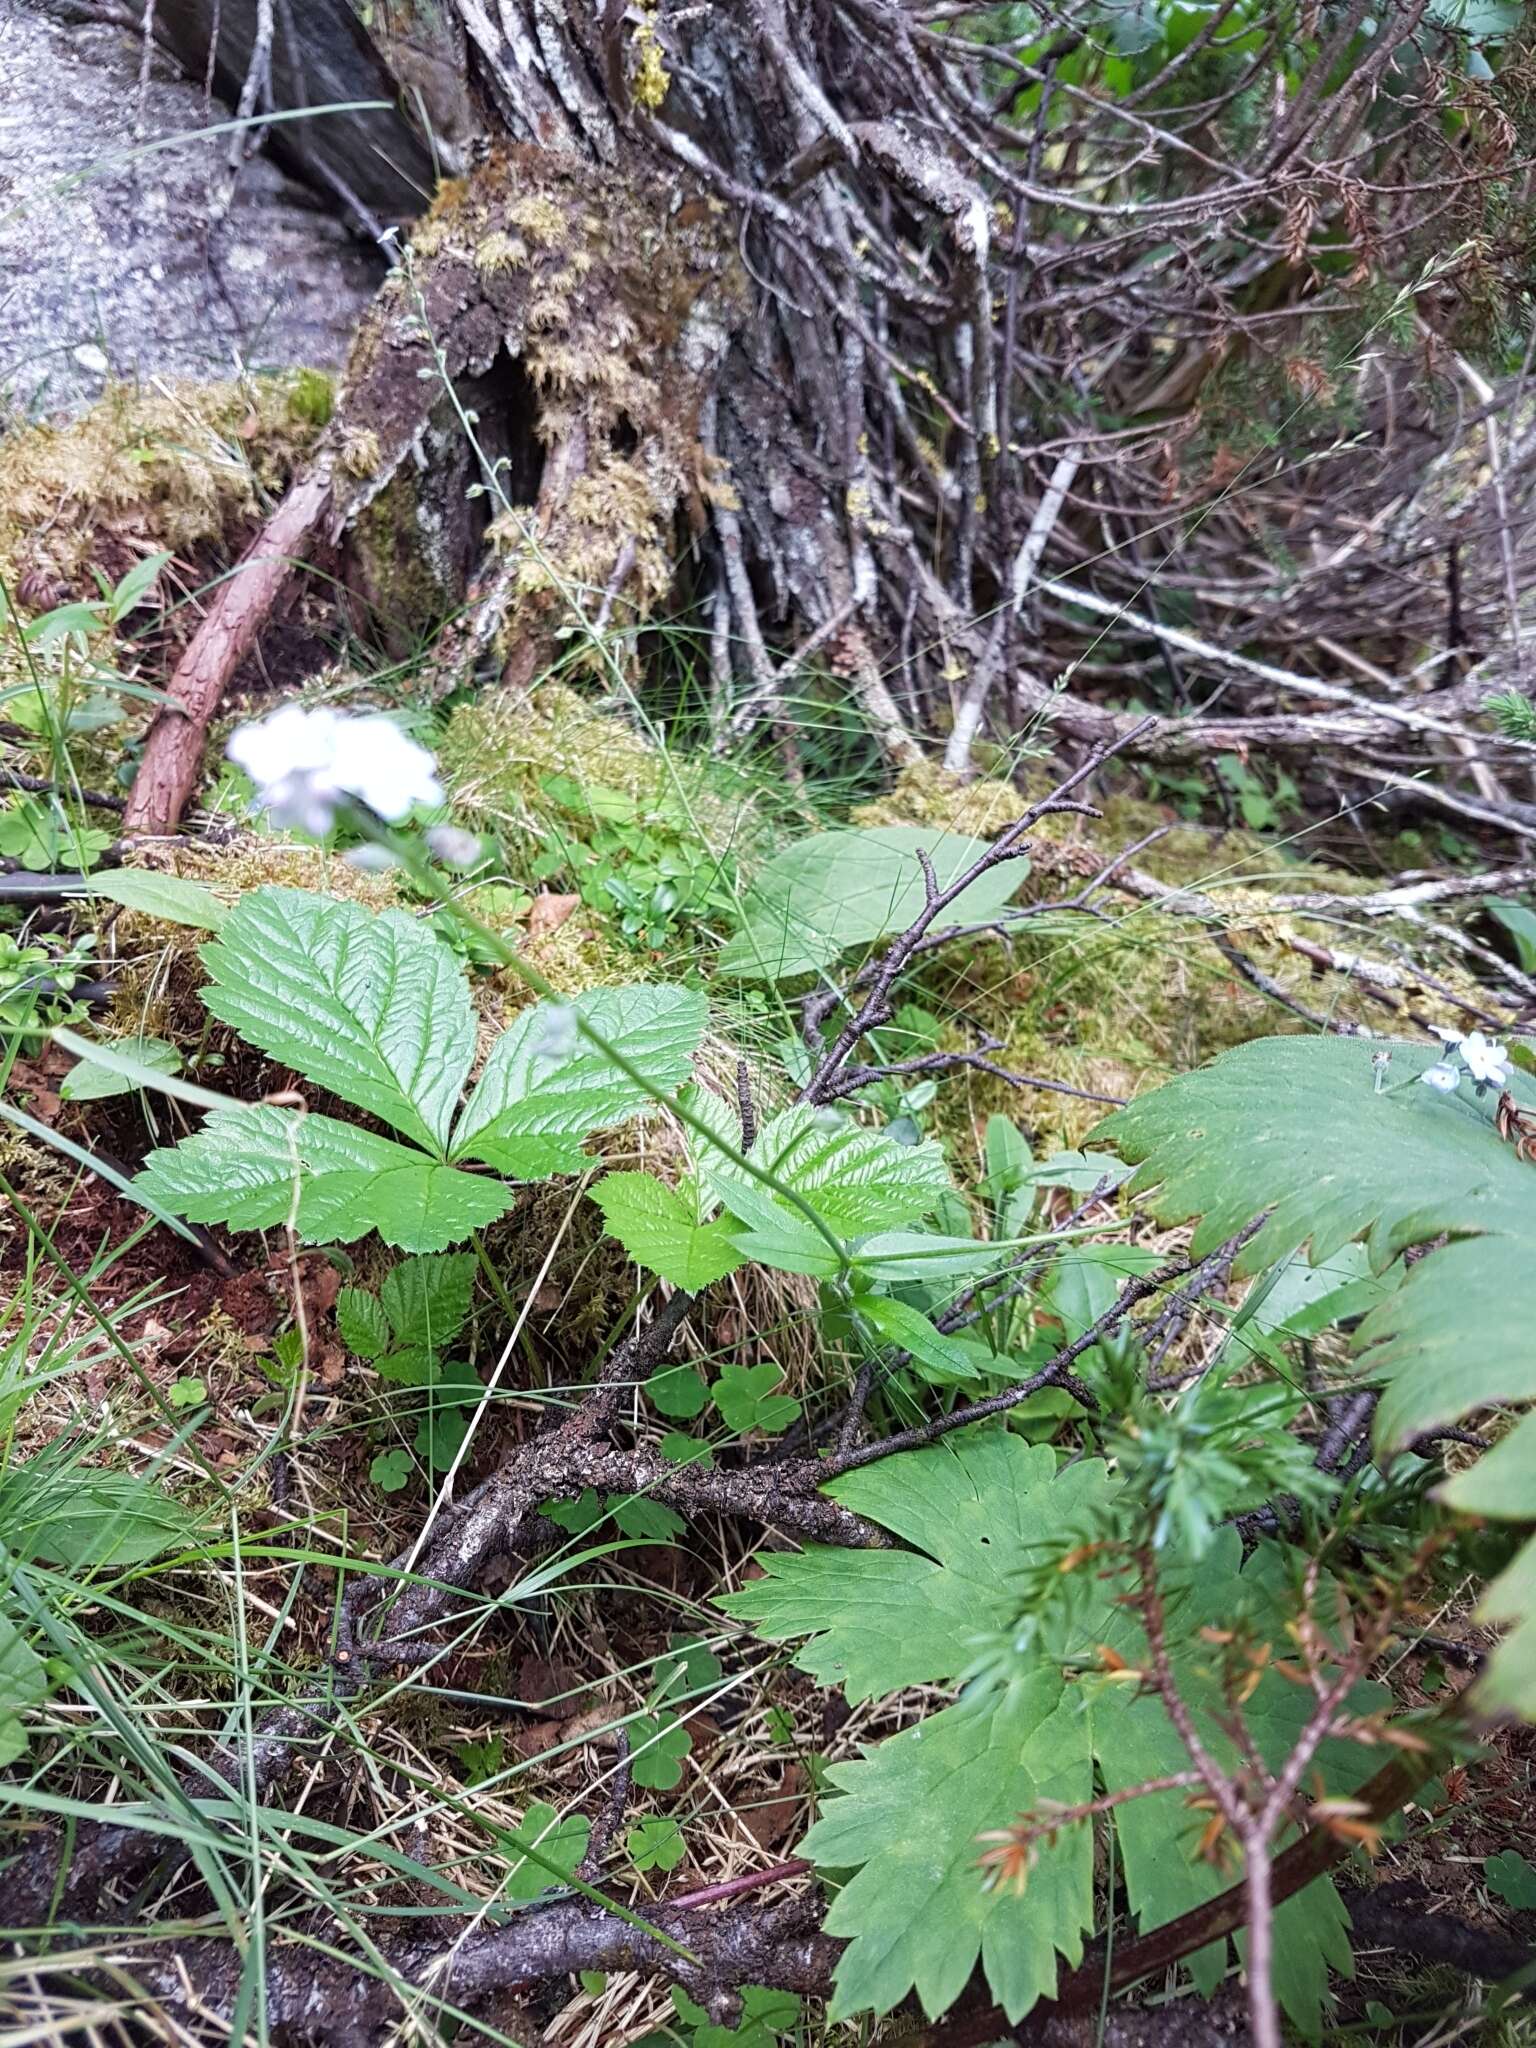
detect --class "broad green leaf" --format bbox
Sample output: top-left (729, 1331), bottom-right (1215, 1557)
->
top-left (591, 1173), bottom-right (745, 1290)
top-left (452, 985), bottom-right (706, 1176)
top-left (805, 1674), bottom-right (1092, 2023)
top-left (0, 1610), bottom-right (47, 1765)
top-left (500, 1800), bottom-right (590, 1902)
top-left (725, 1434), bottom-right (1110, 1701)
top-left (705, 1106), bottom-right (949, 1236)
top-left (199, 887), bottom-right (476, 1153)
top-left (726, 1434), bottom-right (1381, 2030)
top-left (0, 1465), bottom-right (199, 1568)
top-left (718, 825), bottom-right (1027, 980)
top-left (133, 1105), bottom-right (512, 1252)
top-left (852, 1231), bottom-right (1000, 1284)
top-left (727, 1212), bottom-right (845, 1279)
top-left (646, 1364), bottom-right (709, 1418)
top-left (1095, 1034), bottom-right (1536, 1711)
top-left (627, 1815), bottom-right (686, 1873)
top-left (380, 1251), bottom-right (476, 1350)
top-left (711, 1363), bottom-right (800, 1434)
top-left (60, 1036), bottom-right (181, 1101)
top-left (1487, 897), bottom-right (1536, 975)
top-left (88, 870), bottom-right (227, 930)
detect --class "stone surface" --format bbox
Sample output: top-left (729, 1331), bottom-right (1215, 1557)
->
top-left (0, 1), bottom-right (383, 420)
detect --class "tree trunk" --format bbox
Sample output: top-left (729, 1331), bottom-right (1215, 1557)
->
top-left (121, 0), bottom-right (1536, 833)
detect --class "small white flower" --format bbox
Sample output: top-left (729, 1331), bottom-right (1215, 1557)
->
top-left (426, 823), bottom-right (483, 869)
top-left (1420, 1062), bottom-right (1462, 1093)
top-left (227, 705), bottom-right (443, 836)
top-left (1458, 1032), bottom-right (1511, 1090)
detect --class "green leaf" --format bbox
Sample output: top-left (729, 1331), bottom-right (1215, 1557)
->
top-left (719, 825), bottom-right (1027, 980)
top-left (370, 1448), bottom-right (413, 1493)
top-left (724, 1434), bottom-right (1106, 1702)
top-left (591, 1173), bottom-right (745, 1290)
top-left (88, 870), bottom-right (227, 930)
top-left (134, 1104), bottom-right (512, 1252)
top-left (60, 1036), bottom-right (181, 1101)
top-left (0, 1610), bottom-right (47, 1765)
top-left (852, 1294), bottom-right (986, 1381)
top-left (337, 1288), bottom-right (393, 1361)
top-left (711, 1363), bottom-right (801, 1436)
top-left (500, 1800), bottom-right (590, 1902)
top-left (628, 1712), bottom-right (692, 1790)
top-left (380, 1252), bottom-right (476, 1351)
top-left (726, 1434), bottom-right (1379, 2030)
top-left (704, 1105), bottom-right (949, 1235)
top-left (1095, 1034), bottom-right (1536, 1711)
top-left (852, 1231), bottom-right (1000, 1284)
top-left (199, 887), bottom-right (477, 1153)
top-left (611, 1495), bottom-right (685, 1543)
top-left (646, 1364), bottom-right (709, 1419)
top-left (807, 1674), bottom-right (1091, 2022)
top-left (626, 1816), bottom-right (686, 1873)
top-left (0, 1465), bottom-right (199, 1569)
top-left (1487, 897), bottom-right (1536, 975)
top-left (452, 984), bottom-right (706, 1175)
top-left (1485, 1849), bottom-right (1536, 1908)
top-left (167, 1376), bottom-right (206, 1409)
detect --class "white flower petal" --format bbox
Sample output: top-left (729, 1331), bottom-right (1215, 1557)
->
top-left (227, 706), bottom-right (442, 832)
top-left (1420, 1062), bottom-right (1462, 1093)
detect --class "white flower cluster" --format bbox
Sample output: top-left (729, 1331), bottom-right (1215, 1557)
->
top-left (1420, 1027), bottom-right (1513, 1097)
top-left (227, 705), bottom-right (443, 837)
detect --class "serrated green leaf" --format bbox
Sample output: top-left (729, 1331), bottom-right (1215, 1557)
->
top-left (726, 1434), bottom-right (1382, 2029)
top-left (451, 984), bottom-right (706, 1175)
top-left (724, 1435), bottom-right (1108, 1700)
top-left (704, 1105), bottom-right (949, 1236)
top-left (807, 1674), bottom-right (1091, 2022)
top-left (380, 1252), bottom-right (476, 1350)
top-left (336, 1288), bottom-right (393, 1361)
top-left (719, 826), bottom-right (1028, 980)
top-left (591, 1173), bottom-right (745, 1290)
top-left (88, 869), bottom-right (227, 930)
top-left (133, 1104), bottom-right (512, 1252)
top-left (199, 887), bottom-right (476, 1153)
top-left (1095, 1035), bottom-right (1536, 1711)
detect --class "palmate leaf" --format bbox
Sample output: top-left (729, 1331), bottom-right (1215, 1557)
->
top-left (451, 984), bottom-right (706, 1176)
top-left (806, 1672), bottom-right (1093, 2023)
top-left (724, 1431), bottom-right (1379, 2031)
top-left (134, 1105), bottom-right (512, 1253)
top-left (718, 824), bottom-right (1027, 980)
top-left (200, 888), bottom-right (476, 1153)
top-left (1095, 1034), bottom-right (1536, 1712)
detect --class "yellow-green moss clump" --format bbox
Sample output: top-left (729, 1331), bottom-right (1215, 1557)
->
top-left (0, 374), bottom-right (330, 598)
top-left (853, 765), bottom-right (1480, 1159)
